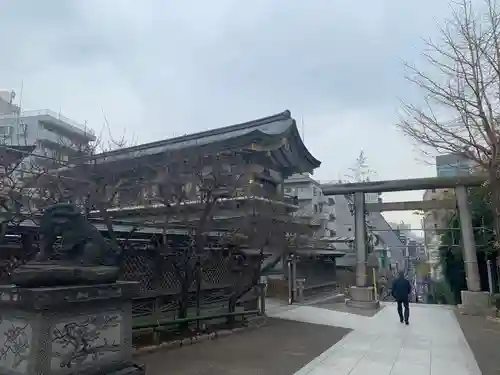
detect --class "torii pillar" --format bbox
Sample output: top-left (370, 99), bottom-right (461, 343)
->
top-left (455, 185), bottom-right (490, 314)
top-left (346, 191), bottom-right (380, 309)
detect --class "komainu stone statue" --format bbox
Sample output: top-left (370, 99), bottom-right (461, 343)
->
top-left (11, 203), bottom-right (120, 287)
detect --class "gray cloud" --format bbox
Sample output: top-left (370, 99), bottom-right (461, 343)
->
top-left (0, 0), bottom-right (457, 228)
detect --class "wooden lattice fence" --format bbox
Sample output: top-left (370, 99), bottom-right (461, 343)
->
top-left (120, 249), bottom-right (259, 325)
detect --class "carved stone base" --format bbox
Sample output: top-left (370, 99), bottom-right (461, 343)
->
top-left (346, 286), bottom-right (380, 309)
top-left (458, 290), bottom-right (491, 316)
top-left (0, 281), bottom-right (140, 375)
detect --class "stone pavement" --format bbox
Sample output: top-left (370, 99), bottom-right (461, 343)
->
top-left (141, 317), bottom-right (350, 375)
top-left (267, 299), bottom-right (482, 375)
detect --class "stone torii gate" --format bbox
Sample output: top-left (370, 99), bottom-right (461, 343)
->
top-left (321, 175), bottom-right (490, 313)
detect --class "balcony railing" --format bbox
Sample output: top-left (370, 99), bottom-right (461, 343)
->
top-left (293, 209), bottom-right (323, 226)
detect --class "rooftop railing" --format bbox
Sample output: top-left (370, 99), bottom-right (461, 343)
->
top-left (0, 109), bottom-right (95, 136)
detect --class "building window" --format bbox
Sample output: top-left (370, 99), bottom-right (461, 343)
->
top-left (284, 187), bottom-right (291, 193)
top-left (313, 187), bottom-right (317, 196)
top-left (0, 126), bottom-right (12, 137)
top-left (314, 204), bottom-right (318, 213)
top-left (328, 198), bottom-right (335, 206)
top-left (329, 213), bottom-right (336, 221)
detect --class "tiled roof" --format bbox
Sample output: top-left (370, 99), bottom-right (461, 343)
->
top-left (95, 110), bottom-right (321, 174)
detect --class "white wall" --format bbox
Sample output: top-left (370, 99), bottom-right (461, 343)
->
top-left (284, 174), bottom-right (337, 238)
top-left (0, 97), bottom-right (18, 115)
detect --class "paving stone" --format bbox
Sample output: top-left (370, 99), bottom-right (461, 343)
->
top-left (268, 301), bottom-right (481, 375)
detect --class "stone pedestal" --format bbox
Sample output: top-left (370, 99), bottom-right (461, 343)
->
top-left (458, 290), bottom-right (491, 316)
top-left (346, 286), bottom-right (380, 309)
top-left (0, 281), bottom-right (144, 375)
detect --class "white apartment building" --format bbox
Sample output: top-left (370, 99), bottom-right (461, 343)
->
top-left (421, 152), bottom-right (474, 280)
top-left (335, 188), bottom-right (404, 269)
top-left (436, 153), bottom-right (475, 177)
top-left (389, 222), bottom-right (411, 236)
top-left (284, 173), bottom-right (337, 240)
top-left (284, 175), bottom-right (405, 270)
top-left (0, 90), bottom-right (96, 172)
top-left (422, 188), bottom-right (455, 280)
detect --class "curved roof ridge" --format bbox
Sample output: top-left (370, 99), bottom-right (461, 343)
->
top-left (288, 119), bottom-right (321, 168)
top-left (98, 110), bottom-right (292, 157)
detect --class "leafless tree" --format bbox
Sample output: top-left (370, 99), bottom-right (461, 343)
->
top-left (345, 150), bottom-right (377, 183)
top-left (149, 151), bottom-right (247, 323)
top-left (33, 133), bottom-right (143, 256)
top-left (344, 151), bottom-right (383, 255)
top-left (224, 199), bottom-right (315, 323)
top-left (0, 145), bottom-right (45, 278)
top-left (397, 0), bottom-right (500, 242)
top-left (0, 146), bottom-right (38, 233)
top-left (148, 151), bottom-right (314, 325)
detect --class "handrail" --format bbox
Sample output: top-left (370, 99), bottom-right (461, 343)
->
top-left (133, 309), bottom-right (261, 331)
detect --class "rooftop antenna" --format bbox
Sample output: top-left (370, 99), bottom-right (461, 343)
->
top-left (18, 80), bottom-right (23, 110)
top-left (16, 80), bottom-right (24, 145)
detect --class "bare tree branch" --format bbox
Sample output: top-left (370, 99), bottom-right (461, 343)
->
top-left (397, 0), bottom-right (500, 243)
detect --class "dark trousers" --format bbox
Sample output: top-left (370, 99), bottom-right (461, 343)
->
top-left (397, 299), bottom-right (410, 322)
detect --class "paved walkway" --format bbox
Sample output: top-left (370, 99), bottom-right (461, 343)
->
top-left (267, 300), bottom-right (481, 375)
top-left (142, 317), bottom-right (349, 375)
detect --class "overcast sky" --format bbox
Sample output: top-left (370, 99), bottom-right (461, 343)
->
top-left (0, 0), bottom-right (457, 230)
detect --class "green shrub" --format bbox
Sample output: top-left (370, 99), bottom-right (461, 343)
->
top-left (432, 280), bottom-right (456, 305)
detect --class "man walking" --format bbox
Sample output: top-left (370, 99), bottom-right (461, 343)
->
top-left (391, 271), bottom-right (411, 325)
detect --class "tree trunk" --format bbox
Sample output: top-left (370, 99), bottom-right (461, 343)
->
top-left (195, 265), bottom-right (201, 330)
top-left (227, 257), bottom-right (261, 326)
top-left (489, 167), bottom-right (500, 246)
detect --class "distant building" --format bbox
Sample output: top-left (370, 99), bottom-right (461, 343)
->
top-left (0, 90), bottom-right (96, 172)
top-left (291, 178), bottom-right (406, 270)
top-left (0, 90), bottom-right (19, 115)
top-left (284, 173), bottom-right (337, 239)
top-left (421, 153), bottom-right (474, 279)
top-left (436, 153), bottom-right (475, 177)
top-left (390, 222), bottom-right (424, 262)
top-left (427, 152), bottom-right (473, 277)
top-left (422, 188), bottom-right (455, 280)
top-left (389, 222), bottom-right (411, 240)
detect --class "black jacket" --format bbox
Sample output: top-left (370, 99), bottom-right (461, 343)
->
top-left (391, 277), bottom-right (411, 301)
